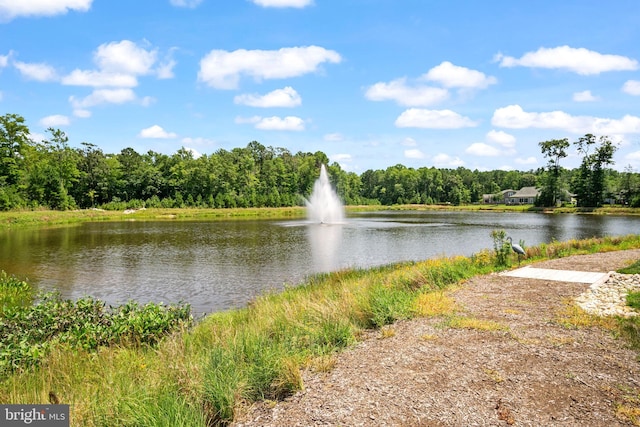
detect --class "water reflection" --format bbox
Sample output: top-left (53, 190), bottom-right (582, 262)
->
top-left (307, 223), bottom-right (343, 273)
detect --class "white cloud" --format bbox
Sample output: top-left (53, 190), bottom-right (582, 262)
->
top-left (39, 115), bottom-right (70, 127)
top-left (181, 136), bottom-right (216, 146)
top-left (492, 104), bottom-right (640, 134)
top-left (62, 70), bottom-right (138, 87)
top-left (138, 125), bottom-right (178, 139)
top-left (515, 157), bottom-right (538, 165)
top-left (395, 108), bottom-right (478, 129)
top-left (623, 80), bottom-right (640, 96)
top-left (331, 153), bottom-right (352, 162)
top-left (236, 115), bottom-right (305, 130)
top-left (0, 52), bottom-right (9, 68)
top-left (402, 137), bottom-right (417, 147)
top-left (94, 40), bottom-right (157, 75)
top-left (156, 58), bottom-right (176, 79)
top-left (0, 0), bottom-right (92, 22)
top-left (324, 133), bottom-right (344, 142)
top-left (139, 96), bottom-right (154, 107)
top-left (422, 61), bottom-right (497, 89)
top-left (234, 86), bottom-right (302, 107)
top-left (198, 46), bottom-right (341, 89)
top-left (61, 40), bottom-right (171, 91)
top-left (496, 46), bottom-right (638, 75)
top-left (626, 151), bottom-right (640, 163)
top-left (70, 88), bottom-right (136, 108)
top-left (404, 149), bottom-right (426, 159)
top-left (365, 78), bottom-right (449, 107)
top-left (486, 129), bottom-right (515, 148)
top-left (433, 153), bottom-right (464, 168)
top-left (169, 0), bottom-right (202, 8)
top-left (255, 116), bottom-right (305, 131)
top-left (252, 0), bottom-right (313, 7)
top-left (14, 61), bottom-right (58, 82)
top-left (465, 142), bottom-right (502, 157)
top-left (573, 90), bottom-right (598, 102)
top-left (73, 109), bottom-right (91, 118)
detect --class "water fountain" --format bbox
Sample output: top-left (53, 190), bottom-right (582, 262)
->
top-left (306, 164), bottom-right (345, 224)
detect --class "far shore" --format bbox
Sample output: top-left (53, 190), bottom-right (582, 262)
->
top-left (0, 204), bottom-right (639, 229)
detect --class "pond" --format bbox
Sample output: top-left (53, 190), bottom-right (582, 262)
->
top-left (0, 211), bottom-right (638, 315)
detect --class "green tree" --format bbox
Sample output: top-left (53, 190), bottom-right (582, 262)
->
top-left (572, 134), bottom-right (617, 207)
top-left (538, 138), bottom-right (569, 206)
top-left (0, 114), bottom-right (30, 193)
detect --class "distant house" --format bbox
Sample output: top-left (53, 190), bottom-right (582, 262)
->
top-left (505, 187), bottom-right (540, 205)
top-left (482, 189), bottom-right (515, 204)
top-left (482, 187), bottom-right (541, 205)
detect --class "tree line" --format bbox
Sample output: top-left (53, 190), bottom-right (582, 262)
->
top-left (1, 113), bottom-right (639, 211)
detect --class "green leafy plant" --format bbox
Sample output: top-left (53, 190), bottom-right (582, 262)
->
top-left (0, 290), bottom-right (191, 376)
top-left (491, 229), bottom-right (511, 267)
top-left (0, 271), bottom-right (33, 315)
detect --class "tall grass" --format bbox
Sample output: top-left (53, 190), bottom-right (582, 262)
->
top-left (1, 234), bottom-right (639, 426)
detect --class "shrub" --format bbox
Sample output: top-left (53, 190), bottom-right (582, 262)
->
top-left (0, 291), bottom-right (191, 376)
top-left (0, 271), bottom-right (33, 315)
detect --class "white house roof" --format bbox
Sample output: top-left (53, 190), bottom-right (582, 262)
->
top-left (509, 186), bottom-right (540, 198)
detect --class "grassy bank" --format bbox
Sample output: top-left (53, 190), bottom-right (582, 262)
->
top-left (1, 234), bottom-right (640, 425)
top-left (0, 207), bottom-right (307, 228)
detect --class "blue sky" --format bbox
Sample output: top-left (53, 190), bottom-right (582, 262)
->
top-left (1, 0), bottom-right (639, 173)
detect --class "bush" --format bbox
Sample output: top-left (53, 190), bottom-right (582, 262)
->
top-left (0, 291), bottom-right (192, 376)
top-left (0, 271), bottom-right (33, 315)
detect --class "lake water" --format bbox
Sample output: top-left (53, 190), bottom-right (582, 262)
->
top-left (0, 211), bottom-right (638, 314)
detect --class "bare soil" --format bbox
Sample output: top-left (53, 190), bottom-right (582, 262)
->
top-left (233, 249), bottom-right (640, 427)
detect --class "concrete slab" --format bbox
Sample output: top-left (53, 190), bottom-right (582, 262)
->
top-left (500, 266), bottom-right (610, 285)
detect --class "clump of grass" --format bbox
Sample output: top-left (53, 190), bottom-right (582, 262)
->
top-left (379, 326), bottom-right (396, 339)
top-left (615, 387), bottom-right (640, 426)
top-left (619, 259), bottom-right (640, 275)
top-left (617, 318), bottom-right (640, 353)
top-left (413, 291), bottom-right (457, 317)
top-left (555, 300), bottom-right (618, 330)
top-left (483, 367), bottom-right (504, 383)
top-left (442, 315), bottom-right (508, 332)
top-left (628, 292), bottom-right (640, 311)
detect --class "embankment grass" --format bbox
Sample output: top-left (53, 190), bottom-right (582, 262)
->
top-left (1, 234), bottom-right (640, 426)
top-left (0, 207), bottom-right (307, 228)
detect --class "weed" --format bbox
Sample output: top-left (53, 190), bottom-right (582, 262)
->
top-left (491, 229), bottom-right (511, 267)
top-left (379, 326), bottom-right (396, 339)
top-left (555, 300), bottom-right (618, 330)
top-left (413, 291), bottom-right (457, 317)
top-left (483, 368), bottom-right (504, 383)
top-left (310, 354), bottom-right (337, 372)
top-left (442, 315), bottom-right (508, 332)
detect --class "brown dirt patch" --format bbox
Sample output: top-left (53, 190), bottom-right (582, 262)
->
top-left (234, 250), bottom-right (640, 426)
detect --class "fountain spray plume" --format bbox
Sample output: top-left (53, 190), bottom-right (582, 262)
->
top-left (306, 164), bottom-right (345, 224)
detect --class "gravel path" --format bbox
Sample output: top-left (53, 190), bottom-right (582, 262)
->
top-left (234, 249), bottom-right (640, 427)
